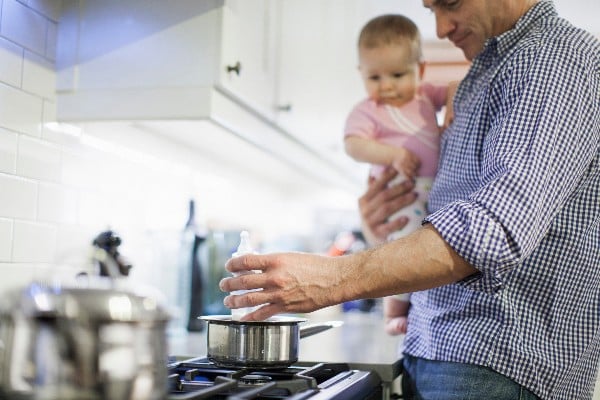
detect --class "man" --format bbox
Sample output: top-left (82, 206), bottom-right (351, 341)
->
top-left (220, 0), bottom-right (600, 398)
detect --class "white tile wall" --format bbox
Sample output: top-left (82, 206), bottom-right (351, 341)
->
top-left (45, 20), bottom-right (58, 61)
top-left (0, 83), bottom-right (43, 136)
top-left (38, 181), bottom-right (77, 224)
top-left (23, 49), bottom-right (56, 98)
top-left (0, 36), bottom-right (24, 87)
top-left (12, 219), bottom-right (57, 263)
top-left (25, 0), bottom-right (62, 22)
top-left (0, 218), bottom-right (13, 261)
top-left (0, 173), bottom-right (38, 219)
top-left (0, 128), bottom-right (18, 173)
top-left (17, 134), bottom-right (62, 181)
top-left (1, 0), bottom-right (48, 54)
top-left (0, 263), bottom-right (38, 290)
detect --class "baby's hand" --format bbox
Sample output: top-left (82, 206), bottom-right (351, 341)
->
top-left (391, 148), bottom-right (420, 180)
top-left (385, 316), bottom-right (408, 336)
top-left (442, 108), bottom-right (455, 131)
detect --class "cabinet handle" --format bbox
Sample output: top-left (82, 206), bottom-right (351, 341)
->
top-left (226, 61), bottom-right (242, 76)
top-left (276, 104), bottom-right (292, 112)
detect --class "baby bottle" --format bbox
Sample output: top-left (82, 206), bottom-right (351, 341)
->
top-left (229, 231), bottom-right (262, 320)
top-left (387, 176), bottom-right (433, 242)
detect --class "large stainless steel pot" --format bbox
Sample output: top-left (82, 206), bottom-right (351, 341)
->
top-left (0, 278), bottom-right (171, 400)
top-left (200, 315), bottom-right (342, 369)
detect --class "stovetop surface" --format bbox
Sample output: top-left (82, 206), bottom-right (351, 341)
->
top-left (166, 357), bottom-right (382, 400)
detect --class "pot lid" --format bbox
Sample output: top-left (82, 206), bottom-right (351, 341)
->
top-left (16, 278), bottom-right (171, 323)
top-left (200, 315), bottom-right (307, 325)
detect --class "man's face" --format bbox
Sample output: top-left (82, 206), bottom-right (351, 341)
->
top-left (422, 0), bottom-right (514, 60)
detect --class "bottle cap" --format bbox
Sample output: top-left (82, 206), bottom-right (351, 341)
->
top-left (232, 231), bottom-right (254, 257)
top-left (229, 230), bottom-right (261, 319)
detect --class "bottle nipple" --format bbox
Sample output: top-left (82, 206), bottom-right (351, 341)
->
top-left (233, 231), bottom-right (253, 257)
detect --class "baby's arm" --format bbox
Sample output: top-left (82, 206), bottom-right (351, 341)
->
top-left (344, 136), bottom-right (420, 179)
top-left (383, 296), bottom-right (409, 335)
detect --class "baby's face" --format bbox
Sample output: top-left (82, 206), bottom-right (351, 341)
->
top-left (358, 43), bottom-right (422, 108)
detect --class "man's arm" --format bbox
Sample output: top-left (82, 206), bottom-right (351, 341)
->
top-left (221, 224), bottom-right (478, 321)
top-left (339, 224), bottom-right (477, 301)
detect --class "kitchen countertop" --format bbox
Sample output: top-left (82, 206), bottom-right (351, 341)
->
top-left (168, 306), bottom-right (404, 384)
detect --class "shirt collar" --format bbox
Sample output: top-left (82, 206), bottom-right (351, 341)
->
top-left (480, 0), bottom-right (558, 58)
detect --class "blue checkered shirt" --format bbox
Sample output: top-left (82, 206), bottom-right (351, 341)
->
top-left (407, 1), bottom-right (600, 399)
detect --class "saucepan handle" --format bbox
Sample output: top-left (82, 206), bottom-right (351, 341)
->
top-left (299, 321), bottom-right (344, 339)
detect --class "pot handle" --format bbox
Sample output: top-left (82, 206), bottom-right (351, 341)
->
top-left (299, 321), bottom-right (343, 339)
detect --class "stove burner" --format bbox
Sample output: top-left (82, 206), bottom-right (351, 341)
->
top-left (240, 374), bottom-right (273, 385)
top-left (166, 357), bottom-right (383, 399)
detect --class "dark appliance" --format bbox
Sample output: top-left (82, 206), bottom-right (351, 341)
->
top-left (199, 230), bottom-right (240, 316)
top-left (186, 200), bottom-right (207, 332)
top-left (92, 230), bottom-right (133, 276)
top-left (183, 203), bottom-right (240, 331)
top-left (166, 357), bottom-right (383, 399)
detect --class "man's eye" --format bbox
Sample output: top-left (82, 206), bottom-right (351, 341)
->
top-left (431, 0), bottom-right (460, 10)
top-left (444, 0), bottom-right (460, 9)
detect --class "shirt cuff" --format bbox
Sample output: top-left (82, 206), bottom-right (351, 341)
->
top-left (424, 201), bottom-right (514, 294)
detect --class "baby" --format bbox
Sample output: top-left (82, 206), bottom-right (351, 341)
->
top-left (343, 14), bottom-right (456, 336)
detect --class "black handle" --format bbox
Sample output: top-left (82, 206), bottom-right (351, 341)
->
top-left (299, 321), bottom-right (344, 339)
top-left (276, 103), bottom-right (292, 112)
top-left (226, 61), bottom-right (242, 76)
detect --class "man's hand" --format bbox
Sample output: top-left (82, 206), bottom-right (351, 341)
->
top-left (358, 168), bottom-right (418, 245)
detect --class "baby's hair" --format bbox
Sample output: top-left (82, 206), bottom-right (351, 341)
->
top-left (358, 14), bottom-right (422, 62)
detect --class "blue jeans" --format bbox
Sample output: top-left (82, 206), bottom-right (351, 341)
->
top-left (402, 355), bottom-right (540, 400)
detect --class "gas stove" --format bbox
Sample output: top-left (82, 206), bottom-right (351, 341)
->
top-left (166, 357), bottom-right (383, 399)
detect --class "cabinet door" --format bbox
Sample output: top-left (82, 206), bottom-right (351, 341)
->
top-left (219, 0), bottom-right (279, 118)
top-left (275, 0), bottom-right (366, 182)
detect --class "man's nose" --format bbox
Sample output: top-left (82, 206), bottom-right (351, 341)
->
top-left (435, 12), bottom-right (454, 39)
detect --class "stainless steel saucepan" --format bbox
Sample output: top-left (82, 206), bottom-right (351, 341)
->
top-left (200, 315), bottom-right (343, 369)
top-left (0, 278), bottom-right (171, 400)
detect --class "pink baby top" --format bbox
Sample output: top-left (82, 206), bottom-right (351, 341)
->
top-left (344, 82), bottom-right (448, 178)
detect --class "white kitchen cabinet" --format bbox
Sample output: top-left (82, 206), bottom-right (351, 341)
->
top-left (57, 0), bottom-right (279, 120)
top-left (55, 0), bottom-right (363, 192)
top-left (219, 0), bottom-right (279, 118)
top-left (274, 0), bottom-right (367, 179)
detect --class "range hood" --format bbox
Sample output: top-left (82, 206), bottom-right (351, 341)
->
top-left (55, 0), bottom-right (364, 192)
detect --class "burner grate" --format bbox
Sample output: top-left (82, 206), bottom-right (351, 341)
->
top-left (166, 358), bottom-right (381, 400)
